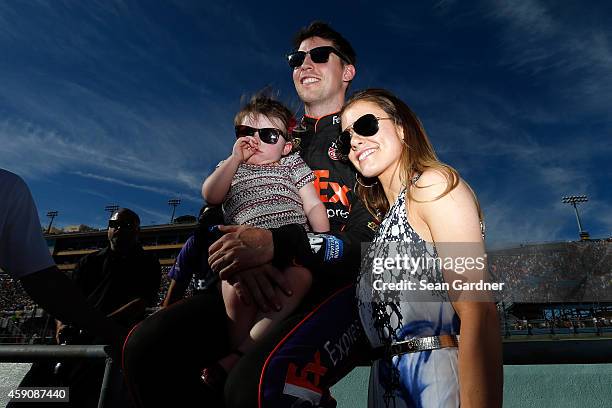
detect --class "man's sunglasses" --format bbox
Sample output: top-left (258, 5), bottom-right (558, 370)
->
top-left (337, 114), bottom-right (393, 156)
top-left (108, 220), bottom-right (135, 229)
top-left (235, 125), bottom-right (285, 145)
top-left (286, 46), bottom-right (351, 69)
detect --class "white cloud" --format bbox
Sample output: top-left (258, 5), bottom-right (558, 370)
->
top-left (488, 0), bottom-right (612, 111)
top-left (72, 172), bottom-right (202, 204)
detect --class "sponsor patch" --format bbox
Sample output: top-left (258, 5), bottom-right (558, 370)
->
top-left (324, 234), bottom-right (343, 262)
top-left (327, 144), bottom-right (341, 161)
top-left (307, 233), bottom-right (343, 262)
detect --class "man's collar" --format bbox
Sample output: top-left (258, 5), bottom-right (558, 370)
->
top-left (302, 112), bottom-right (341, 133)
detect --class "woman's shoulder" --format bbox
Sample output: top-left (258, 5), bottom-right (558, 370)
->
top-left (410, 167), bottom-right (476, 212)
top-left (411, 167), bottom-right (460, 201)
top-left (414, 168), bottom-right (449, 186)
top-left (410, 168), bottom-right (482, 242)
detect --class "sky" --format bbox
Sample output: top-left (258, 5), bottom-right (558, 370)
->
top-left (1, 0), bottom-right (611, 247)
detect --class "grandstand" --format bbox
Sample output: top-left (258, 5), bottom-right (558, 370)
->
top-left (488, 239), bottom-right (612, 338)
top-left (48, 221), bottom-right (198, 273)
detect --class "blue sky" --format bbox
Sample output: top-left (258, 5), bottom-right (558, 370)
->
top-left (1, 0), bottom-right (610, 246)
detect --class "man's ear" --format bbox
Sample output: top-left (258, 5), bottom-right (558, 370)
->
top-left (283, 141), bottom-right (293, 155)
top-left (343, 64), bottom-right (356, 82)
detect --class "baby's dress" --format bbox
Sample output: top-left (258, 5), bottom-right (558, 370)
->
top-left (222, 153), bottom-right (314, 230)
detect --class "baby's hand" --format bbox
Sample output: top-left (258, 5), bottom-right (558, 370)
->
top-left (232, 136), bottom-right (259, 162)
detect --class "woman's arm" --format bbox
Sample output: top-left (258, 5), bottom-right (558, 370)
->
top-left (413, 169), bottom-right (503, 408)
top-left (299, 182), bottom-right (330, 233)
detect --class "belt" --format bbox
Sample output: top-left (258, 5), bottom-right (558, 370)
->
top-left (372, 334), bottom-right (459, 359)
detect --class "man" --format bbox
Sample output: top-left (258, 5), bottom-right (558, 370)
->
top-left (59, 208), bottom-right (160, 335)
top-left (0, 168), bottom-right (126, 350)
top-left (122, 22), bottom-right (375, 407)
top-left (55, 208), bottom-right (160, 407)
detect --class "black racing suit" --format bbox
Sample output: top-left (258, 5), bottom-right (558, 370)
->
top-left (122, 113), bottom-right (377, 408)
top-left (272, 113), bottom-right (377, 295)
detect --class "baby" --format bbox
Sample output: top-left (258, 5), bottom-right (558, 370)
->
top-left (200, 94), bottom-right (329, 391)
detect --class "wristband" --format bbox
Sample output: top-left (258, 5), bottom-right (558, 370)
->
top-left (271, 224), bottom-right (312, 268)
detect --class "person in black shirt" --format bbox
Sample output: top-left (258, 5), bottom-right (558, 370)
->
top-left (54, 208), bottom-right (160, 408)
top-left (59, 208), bottom-right (160, 331)
top-left (122, 22), bottom-right (376, 408)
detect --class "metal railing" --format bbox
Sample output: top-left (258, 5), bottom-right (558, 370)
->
top-left (1, 337), bottom-right (611, 408)
top-left (0, 345), bottom-right (114, 408)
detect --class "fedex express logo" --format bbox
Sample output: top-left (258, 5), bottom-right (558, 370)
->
top-left (282, 320), bottom-right (362, 404)
top-left (313, 170), bottom-right (350, 219)
top-left (283, 351), bottom-right (327, 404)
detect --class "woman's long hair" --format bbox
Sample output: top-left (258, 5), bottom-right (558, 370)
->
top-left (341, 88), bottom-right (482, 223)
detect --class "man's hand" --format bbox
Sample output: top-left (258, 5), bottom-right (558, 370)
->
top-left (229, 264), bottom-right (293, 312)
top-left (208, 225), bottom-right (274, 280)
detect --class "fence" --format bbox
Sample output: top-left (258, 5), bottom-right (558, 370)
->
top-left (0, 345), bottom-right (114, 408)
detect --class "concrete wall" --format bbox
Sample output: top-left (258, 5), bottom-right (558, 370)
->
top-left (331, 364), bottom-right (612, 407)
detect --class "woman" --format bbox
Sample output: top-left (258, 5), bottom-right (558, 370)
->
top-left (339, 89), bottom-right (502, 407)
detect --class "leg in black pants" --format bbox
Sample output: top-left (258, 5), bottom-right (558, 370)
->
top-left (224, 285), bottom-right (370, 408)
top-left (122, 289), bottom-right (228, 407)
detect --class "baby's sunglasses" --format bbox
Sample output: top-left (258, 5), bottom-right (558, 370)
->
top-left (286, 46), bottom-right (351, 69)
top-left (235, 125), bottom-right (285, 145)
top-left (337, 114), bottom-right (393, 156)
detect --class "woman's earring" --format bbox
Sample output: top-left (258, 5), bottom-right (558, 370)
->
top-left (355, 173), bottom-right (378, 188)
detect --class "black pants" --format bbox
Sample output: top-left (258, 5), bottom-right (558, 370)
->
top-left (122, 285), bottom-right (369, 407)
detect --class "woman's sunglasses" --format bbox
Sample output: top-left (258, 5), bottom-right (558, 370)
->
top-left (286, 46), bottom-right (351, 69)
top-left (337, 114), bottom-right (393, 156)
top-left (235, 125), bottom-right (285, 145)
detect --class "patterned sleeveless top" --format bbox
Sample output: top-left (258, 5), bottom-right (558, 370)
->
top-left (356, 181), bottom-right (462, 407)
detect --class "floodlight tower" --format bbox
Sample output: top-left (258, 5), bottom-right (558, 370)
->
top-left (168, 199), bottom-right (181, 223)
top-left (46, 210), bottom-right (58, 233)
top-left (562, 195), bottom-right (589, 240)
top-left (104, 204), bottom-right (119, 218)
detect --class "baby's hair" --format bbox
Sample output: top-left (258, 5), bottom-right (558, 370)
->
top-left (234, 89), bottom-right (295, 140)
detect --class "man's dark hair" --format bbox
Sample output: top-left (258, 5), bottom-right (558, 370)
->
top-left (293, 21), bottom-right (356, 66)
